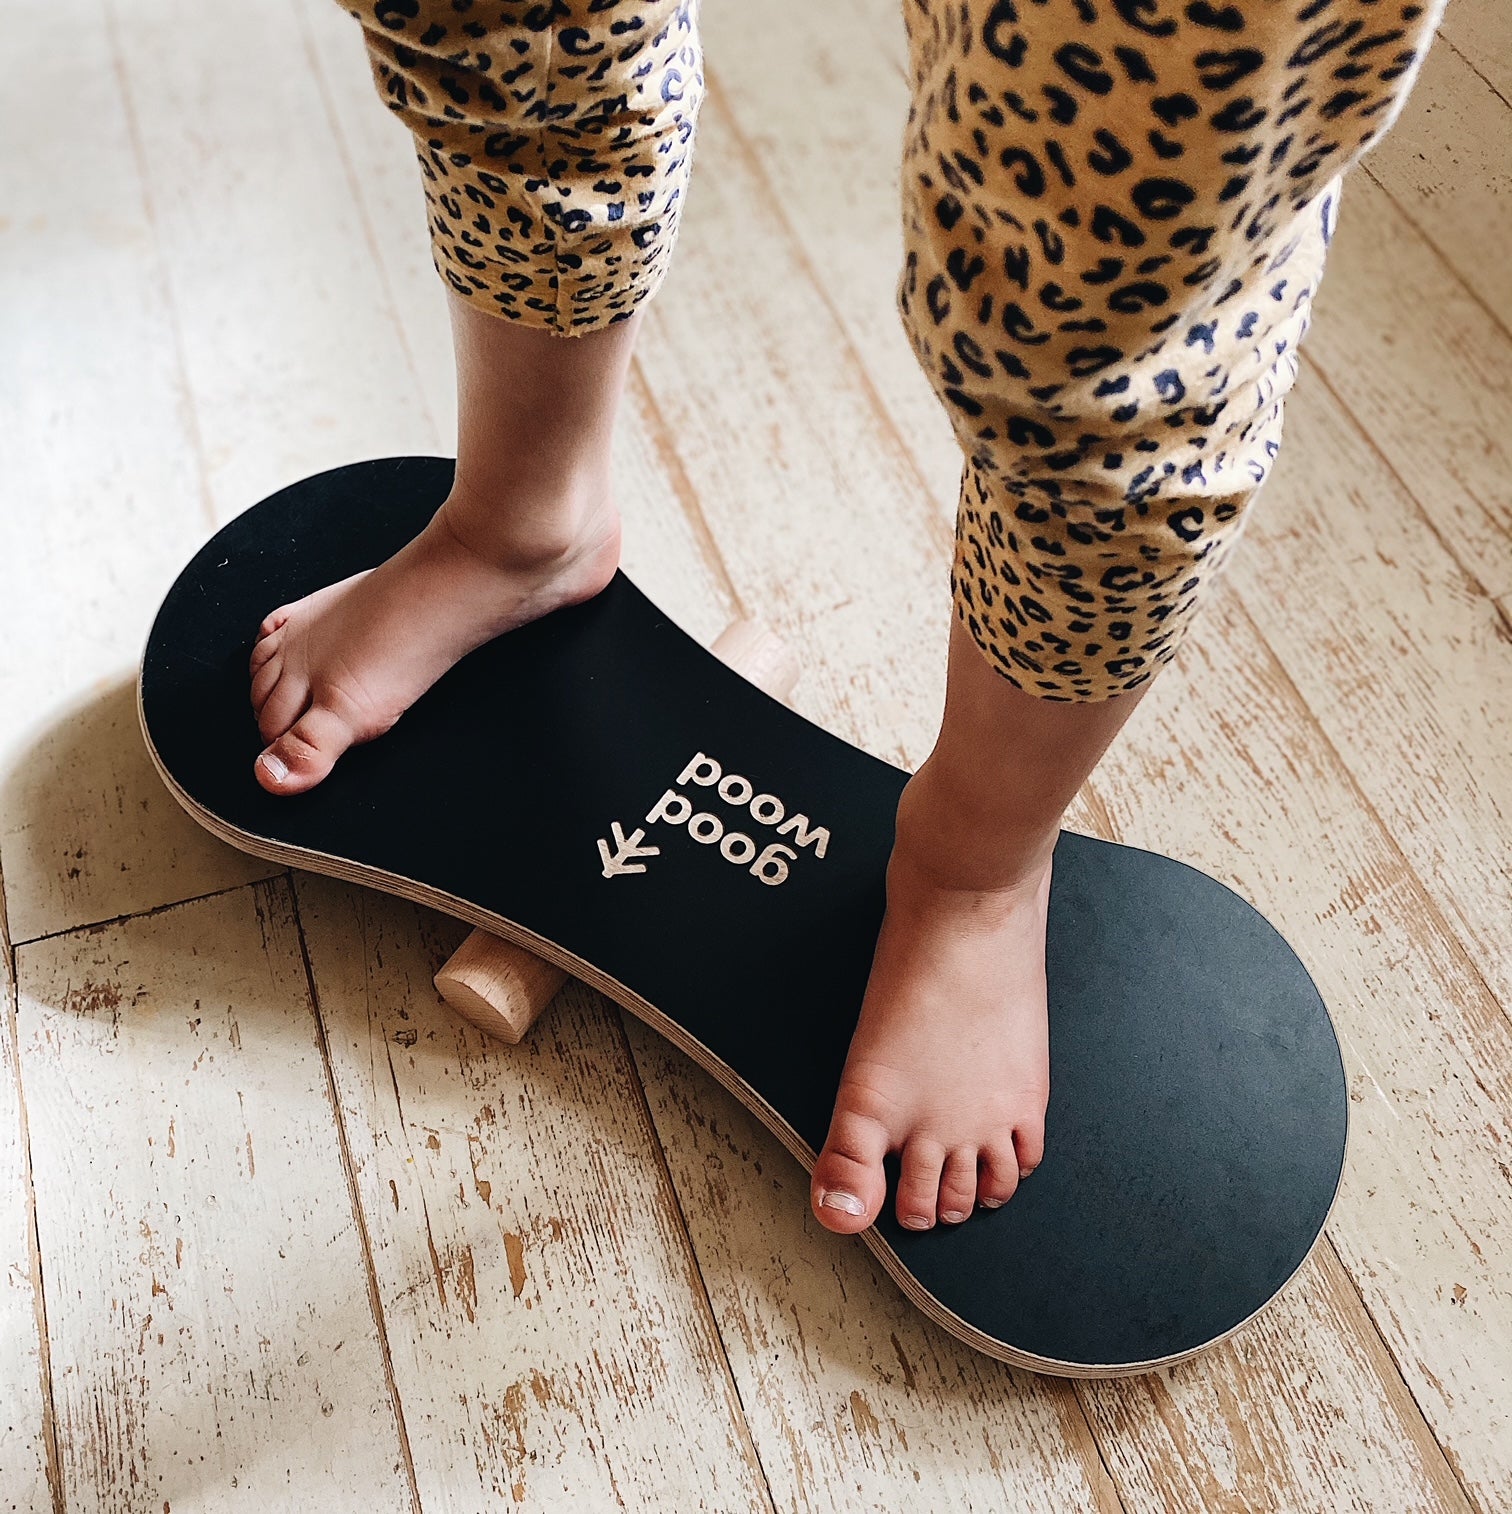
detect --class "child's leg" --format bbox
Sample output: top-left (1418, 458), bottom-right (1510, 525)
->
top-left (809, 0), bottom-right (1447, 1233)
top-left (251, 0), bottom-right (702, 792)
top-left (252, 303), bottom-right (636, 792)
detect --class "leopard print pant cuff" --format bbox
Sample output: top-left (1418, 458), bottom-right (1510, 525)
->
top-left (350, 0), bottom-right (702, 335)
top-left (899, 0), bottom-right (1444, 699)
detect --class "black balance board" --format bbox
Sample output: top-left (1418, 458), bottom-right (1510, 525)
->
top-left (138, 457), bottom-right (1348, 1377)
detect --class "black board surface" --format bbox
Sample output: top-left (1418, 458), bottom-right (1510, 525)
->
top-left (139, 457), bottom-right (1348, 1373)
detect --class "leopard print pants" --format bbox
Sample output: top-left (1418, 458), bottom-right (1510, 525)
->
top-left (342, 0), bottom-right (1445, 700)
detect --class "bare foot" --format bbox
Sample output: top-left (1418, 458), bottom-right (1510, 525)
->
top-left (249, 484), bottom-right (620, 794)
top-left (809, 769), bottom-right (1052, 1233)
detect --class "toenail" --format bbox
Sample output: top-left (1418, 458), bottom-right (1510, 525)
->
top-left (940, 1209), bottom-right (967, 1224)
top-left (818, 1189), bottom-right (865, 1217)
top-left (980, 1197), bottom-right (1004, 1209)
top-left (259, 752), bottom-right (288, 783)
top-left (900, 1214), bottom-right (933, 1230)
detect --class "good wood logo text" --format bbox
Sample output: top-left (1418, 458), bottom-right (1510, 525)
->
top-left (597, 751), bottom-right (830, 886)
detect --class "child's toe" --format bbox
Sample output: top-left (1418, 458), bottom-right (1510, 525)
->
top-left (250, 650), bottom-right (284, 711)
top-left (249, 628), bottom-right (282, 675)
top-left (256, 670), bottom-right (308, 745)
top-left (895, 1138), bottom-right (946, 1230)
top-left (1013, 1117), bottom-right (1046, 1180)
top-left (937, 1147), bottom-right (978, 1223)
top-left (811, 1102), bottom-right (890, 1234)
top-left (977, 1140), bottom-right (1021, 1208)
top-left (255, 705), bottom-right (355, 795)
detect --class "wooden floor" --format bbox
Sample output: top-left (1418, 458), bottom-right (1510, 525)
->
top-left (3, 1), bottom-right (1509, 1508)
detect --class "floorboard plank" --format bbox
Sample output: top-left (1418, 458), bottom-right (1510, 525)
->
top-left (104, 0), bottom-right (436, 522)
top-left (1439, 0), bottom-right (1512, 103)
top-left (1362, 36), bottom-right (1512, 331)
top-left (0, 898), bottom-right (53, 1514)
top-left (1306, 175), bottom-right (1512, 597)
top-left (0, 0), bottom-right (448, 944)
top-left (15, 879), bottom-right (414, 1510)
top-left (292, 876), bottom-right (775, 1511)
top-left (0, 0), bottom-right (281, 944)
top-left (1233, 374), bottom-right (1512, 1013)
top-left (1087, 605), bottom-right (1510, 1511)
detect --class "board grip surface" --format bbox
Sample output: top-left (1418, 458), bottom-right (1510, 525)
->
top-left (433, 617), bottom-right (801, 1041)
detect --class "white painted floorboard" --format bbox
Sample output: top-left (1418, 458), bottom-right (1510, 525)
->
top-left (1, 0), bottom-right (1507, 1508)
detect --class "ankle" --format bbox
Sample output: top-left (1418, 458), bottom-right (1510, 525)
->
top-left (436, 471), bottom-right (619, 576)
top-left (893, 756), bottom-right (1059, 896)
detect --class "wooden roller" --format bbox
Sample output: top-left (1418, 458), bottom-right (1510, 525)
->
top-left (434, 616), bottom-right (802, 1042)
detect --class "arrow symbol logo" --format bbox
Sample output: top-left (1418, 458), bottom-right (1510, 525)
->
top-left (597, 821), bottom-right (660, 879)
